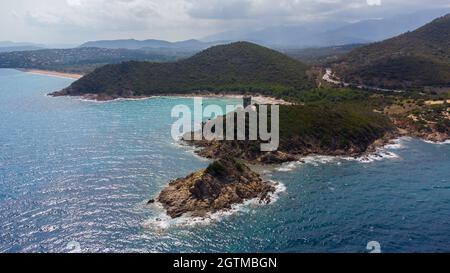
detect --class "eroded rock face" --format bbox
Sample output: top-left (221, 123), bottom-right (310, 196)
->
top-left (394, 118), bottom-right (450, 143)
top-left (156, 158), bottom-right (276, 218)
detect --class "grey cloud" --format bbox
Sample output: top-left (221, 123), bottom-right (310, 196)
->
top-left (187, 0), bottom-right (253, 19)
top-left (1, 0), bottom-right (449, 44)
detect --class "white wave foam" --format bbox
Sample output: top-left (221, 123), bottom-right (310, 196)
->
top-left (303, 155), bottom-right (338, 166)
top-left (77, 98), bottom-right (108, 103)
top-left (171, 140), bottom-right (211, 162)
top-left (276, 161), bottom-right (302, 172)
top-left (345, 150), bottom-right (399, 164)
top-left (383, 138), bottom-right (407, 150)
top-left (171, 140), bottom-right (188, 149)
top-left (344, 138), bottom-right (407, 163)
top-left (75, 96), bottom-right (161, 103)
top-left (276, 155), bottom-right (342, 172)
top-left (276, 138), bottom-right (408, 169)
top-left (423, 139), bottom-right (450, 145)
top-left (344, 137), bottom-right (414, 163)
top-left (142, 181), bottom-right (286, 231)
top-left (111, 97), bottom-right (156, 102)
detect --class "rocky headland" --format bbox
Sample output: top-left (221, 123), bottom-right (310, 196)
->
top-left (156, 157), bottom-right (276, 218)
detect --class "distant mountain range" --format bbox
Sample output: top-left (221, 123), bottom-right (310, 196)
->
top-left (0, 41), bottom-right (79, 53)
top-left (202, 8), bottom-right (450, 48)
top-left (0, 41), bottom-right (44, 47)
top-left (3, 9), bottom-right (448, 55)
top-left (0, 41), bottom-right (45, 53)
top-left (334, 13), bottom-right (450, 89)
top-left (0, 46), bottom-right (44, 53)
top-left (52, 42), bottom-right (313, 100)
top-left (79, 39), bottom-right (224, 52)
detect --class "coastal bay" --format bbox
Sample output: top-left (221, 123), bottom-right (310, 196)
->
top-left (1, 69), bottom-right (450, 253)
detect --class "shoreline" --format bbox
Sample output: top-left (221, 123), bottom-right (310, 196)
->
top-left (52, 92), bottom-right (295, 105)
top-left (189, 131), bottom-right (402, 165)
top-left (147, 135), bottom-right (419, 227)
top-left (158, 122), bottom-right (448, 224)
top-left (18, 69), bottom-right (83, 80)
top-left (149, 133), bottom-right (450, 228)
top-left (186, 123), bottom-right (449, 165)
top-left (145, 180), bottom-right (286, 230)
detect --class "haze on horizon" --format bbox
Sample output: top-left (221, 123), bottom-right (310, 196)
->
top-left (0, 0), bottom-right (449, 45)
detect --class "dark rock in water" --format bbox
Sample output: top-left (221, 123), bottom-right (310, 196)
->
top-left (157, 157), bottom-right (276, 218)
top-left (257, 151), bottom-right (298, 164)
top-left (147, 199), bottom-right (155, 205)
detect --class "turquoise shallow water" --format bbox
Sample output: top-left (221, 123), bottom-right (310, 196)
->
top-left (0, 68), bottom-right (450, 253)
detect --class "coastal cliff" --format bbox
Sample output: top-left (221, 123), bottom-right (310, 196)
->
top-left (156, 158), bottom-right (276, 218)
top-left (184, 103), bottom-right (396, 164)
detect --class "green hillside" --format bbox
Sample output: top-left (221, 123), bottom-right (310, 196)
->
top-left (188, 102), bottom-right (395, 163)
top-left (56, 42), bottom-right (314, 99)
top-left (334, 14), bottom-right (450, 89)
top-left (0, 47), bottom-right (180, 74)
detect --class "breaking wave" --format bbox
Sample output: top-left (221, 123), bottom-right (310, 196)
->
top-left (422, 139), bottom-right (450, 145)
top-left (276, 137), bottom-right (409, 172)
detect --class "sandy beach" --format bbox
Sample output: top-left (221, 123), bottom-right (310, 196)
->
top-left (425, 99), bottom-right (450, 105)
top-left (20, 69), bottom-right (83, 80)
top-left (74, 93), bottom-right (295, 105)
top-left (173, 94), bottom-right (295, 105)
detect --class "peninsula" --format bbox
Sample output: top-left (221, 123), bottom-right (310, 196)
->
top-left (49, 42), bottom-right (313, 101)
top-left (45, 40), bottom-right (449, 219)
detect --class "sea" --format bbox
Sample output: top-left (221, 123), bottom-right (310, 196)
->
top-left (0, 68), bottom-right (449, 253)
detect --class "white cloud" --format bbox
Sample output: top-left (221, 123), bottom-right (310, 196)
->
top-left (367, 0), bottom-right (382, 6)
top-left (66, 0), bottom-right (82, 7)
top-left (1, 0), bottom-right (449, 43)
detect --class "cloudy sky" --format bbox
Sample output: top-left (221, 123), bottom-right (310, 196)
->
top-left (1, 0), bottom-right (449, 44)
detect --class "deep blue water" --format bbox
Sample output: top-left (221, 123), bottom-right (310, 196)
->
top-left (0, 68), bottom-right (449, 253)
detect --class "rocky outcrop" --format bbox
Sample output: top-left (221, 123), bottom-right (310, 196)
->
top-left (393, 116), bottom-right (450, 143)
top-left (189, 139), bottom-right (300, 164)
top-left (186, 133), bottom-right (397, 164)
top-left (156, 158), bottom-right (276, 218)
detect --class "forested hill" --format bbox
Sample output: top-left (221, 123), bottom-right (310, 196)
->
top-left (333, 14), bottom-right (450, 89)
top-left (0, 47), bottom-right (182, 74)
top-left (54, 42), bottom-right (314, 99)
